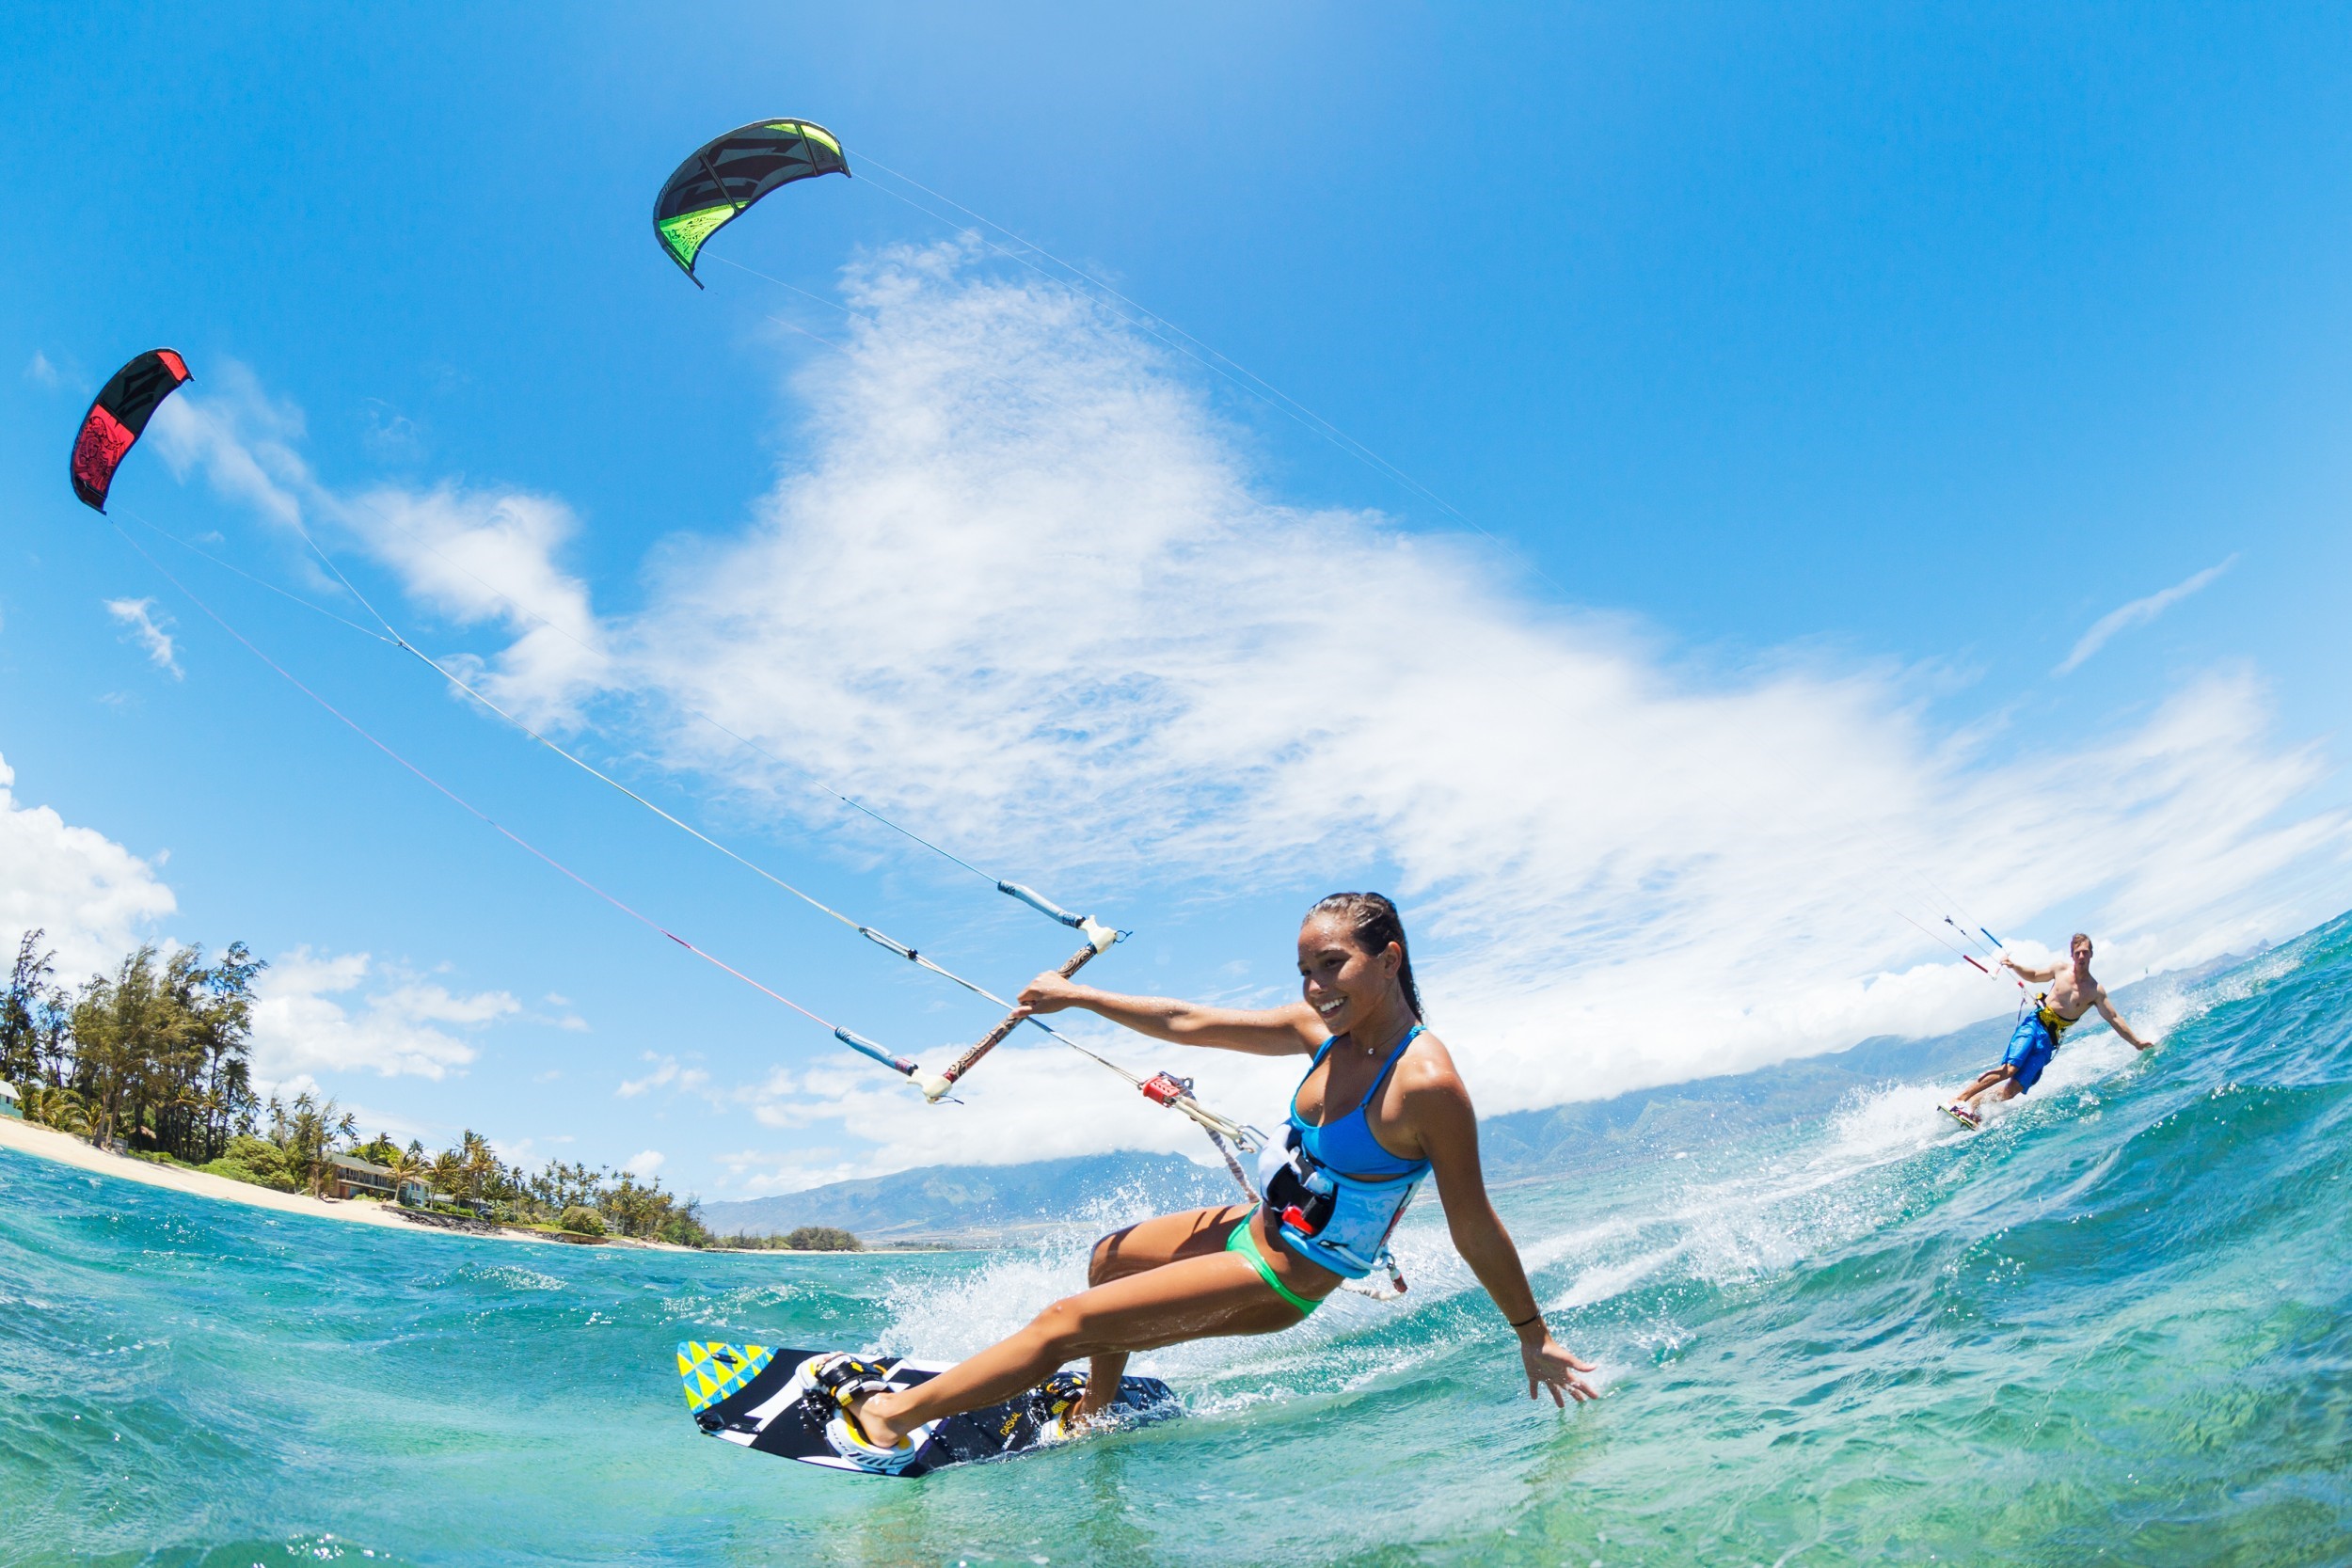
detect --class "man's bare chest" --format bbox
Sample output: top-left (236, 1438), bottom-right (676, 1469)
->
top-left (2046, 976), bottom-right (2095, 1018)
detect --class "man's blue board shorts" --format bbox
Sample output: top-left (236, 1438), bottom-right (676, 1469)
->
top-left (2002, 1012), bottom-right (2058, 1092)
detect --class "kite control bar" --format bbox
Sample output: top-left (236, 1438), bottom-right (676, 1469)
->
top-left (912, 920), bottom-right (1265, 1196)
top-left (921, 916), bottom-right (1122, 1101)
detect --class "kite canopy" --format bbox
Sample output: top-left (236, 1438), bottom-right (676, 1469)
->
top-left (72, 349), bottom-right (192, 513)
top-left (653, 119), bottom-right (850, 285)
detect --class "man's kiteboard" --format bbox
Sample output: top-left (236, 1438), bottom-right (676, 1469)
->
top-left (676, 1342), bottom-right (1179, 1478)
top-left (1939, 1101), bottom-right (1983, 1132)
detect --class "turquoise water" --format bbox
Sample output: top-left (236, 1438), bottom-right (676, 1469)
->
top-left (5, 918), bottom-right (2351, 1566)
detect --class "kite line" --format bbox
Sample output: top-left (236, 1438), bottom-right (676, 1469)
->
top-left (112, 503), bottom-right (1263, 1177)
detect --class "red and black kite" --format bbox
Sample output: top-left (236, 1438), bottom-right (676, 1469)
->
top-left (71, 349), bottom-right (192, 513)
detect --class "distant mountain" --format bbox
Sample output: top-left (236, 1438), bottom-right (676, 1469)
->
top-left (697, 1150), bottom-right (1232, 1245)
top-left (700, 958), bottom-right (2237, 1243)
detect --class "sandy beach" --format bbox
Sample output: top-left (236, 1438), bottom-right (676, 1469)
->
top-left (0, 1115), bottom-right (579, 1243)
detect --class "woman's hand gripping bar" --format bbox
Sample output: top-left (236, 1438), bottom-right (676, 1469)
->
top-left (920, 916), bottom-right (1121, 1101)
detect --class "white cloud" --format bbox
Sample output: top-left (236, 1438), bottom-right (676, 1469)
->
top-left (250, 948), bottom-right (516, 1081)
top-left (616, 1051), bottom-right (711, 1100)
top-left (616, 1053), bottom-right (677, 1098)
top-left (341, 484), bottom-right (608, 725)
top-left (24, 351), bottom-right (58, 388)
top-left (103, 598), bottom-right (183, 679)
top-left (711, 1146), bottom-right (873, 1196)
top-left (623, 1148), bottom-right (666, 1178)
top-left (147, 363), bottom-right (310, 533)
top-left (741, 1043), bottom-right (1291, 1177)
top-left (167, 252), bottom-right (2352, 1171)
top-left (0, 751), bottom-right (178, 978)
top-left (147, 367), bottom-right (606, 727)
top-left (2056, 555), bottom-right (2238, 675)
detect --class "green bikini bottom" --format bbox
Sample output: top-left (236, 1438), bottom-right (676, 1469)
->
top-left (1226, 1210), bottom-right (1321, 1317)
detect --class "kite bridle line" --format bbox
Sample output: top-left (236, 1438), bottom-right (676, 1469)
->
top-left (184, 481), bottom-right (1122, 942)
top-left (116, 507), bottom-right (1119, 1010)
top-left (114, 507), bottom-right (1262, 1164)
top-left (108, 520), bottom-right (922, 1078)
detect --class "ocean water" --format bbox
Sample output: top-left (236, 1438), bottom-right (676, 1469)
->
top-left (4, 917), bottom-right (2350, 1567)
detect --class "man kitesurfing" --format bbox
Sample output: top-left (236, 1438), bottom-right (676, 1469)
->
top-left (1943, 932), bottom-right (2156, 1128)
top-left (793, 893), bottom-right (1598, 1473)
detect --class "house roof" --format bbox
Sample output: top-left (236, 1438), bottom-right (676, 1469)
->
top-left (328, 1153), bottom-right (395, 1177)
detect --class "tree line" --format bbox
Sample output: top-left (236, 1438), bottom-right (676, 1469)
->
top-left (3, 928), bottom-right (722, 1247)
top-left (3, 928), bottom-right (261, 1163)
top-left (716, 1225), bottom-right (865, 1251)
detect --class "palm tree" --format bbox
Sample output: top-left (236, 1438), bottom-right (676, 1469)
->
top-left (456, 1129), bottom-right (496, 1208)
top-left (431, 1149), bottom-right (463, 1207)
top-left (389, 1144), bottom-right (428, 1207)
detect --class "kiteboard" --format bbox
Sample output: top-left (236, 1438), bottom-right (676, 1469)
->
top-left (676, 1341), bottom-right (1179, 1478)
top-left (1939, 1101), bottom-right (1983, 1132)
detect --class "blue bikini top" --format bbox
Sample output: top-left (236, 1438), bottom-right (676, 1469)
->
top-left (1289, 1022), bottom-right (1430, 1180)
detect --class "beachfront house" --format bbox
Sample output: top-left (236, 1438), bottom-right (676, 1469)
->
top-left (0, 1081), bottom-right (20, 1119)
top-left (326, 1153), bottom-right (397, 1201)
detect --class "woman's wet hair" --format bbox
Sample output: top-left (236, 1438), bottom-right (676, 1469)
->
top-left (1309, 892), bottom-right (1424, 1020)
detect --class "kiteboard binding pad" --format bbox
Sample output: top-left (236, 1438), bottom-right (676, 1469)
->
top-left (675, 1342), bottom-right (1179, 1478)
top-left (1940, 1101), bottom-right (1983, 1132)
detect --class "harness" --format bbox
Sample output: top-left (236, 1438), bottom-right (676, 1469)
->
top-left (1256, 1023), bottom-right (1431, 1293)
top-left (2033, 991), bottom-right (2078, 1044)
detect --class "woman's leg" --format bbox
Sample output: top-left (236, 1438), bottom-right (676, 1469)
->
top-left (854, 1221), bottom-right (1306, 1448)
top-left (1089, 1204), bottom-right (1255, 1285)
top-left (1079, 1204), bottom-right (1252, 1421)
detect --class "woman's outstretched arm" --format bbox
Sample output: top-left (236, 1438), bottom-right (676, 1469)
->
top-left (1408, 1060), bottom-right (1600, 1405)
top-left (1017, 974), bottom-right (1323, 1057)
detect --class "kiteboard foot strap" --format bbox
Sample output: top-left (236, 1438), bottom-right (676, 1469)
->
top-left (801, 1354), bottom-right (935, 1473)
top-left (1031, 1370), bottom-right (1089, 1444)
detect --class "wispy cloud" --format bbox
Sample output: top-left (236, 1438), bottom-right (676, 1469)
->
top-left (103, 597), bottom-right (183, 679)
top-left (2056, 556), bottom-right (2238, 675)
top-left (710, 1146), bottom-right (870, 1196)
top-left (616, 1051), bottom-right (711, 1101)
top-left (24, 351), bottom-right (58, 388)
top-left (170, 252), bottom-right (2351, 1173)
top-left (250, 949), bottom-right (516, 1081)
top-left (148, 371), bottom-right (608, 727)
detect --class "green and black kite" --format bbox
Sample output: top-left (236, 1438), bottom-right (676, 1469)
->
top-left (653, 119), bottom-right (850, 286)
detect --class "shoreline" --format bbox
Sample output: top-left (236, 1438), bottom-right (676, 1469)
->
top-left (0, 1117), bottom-right (681, 1249)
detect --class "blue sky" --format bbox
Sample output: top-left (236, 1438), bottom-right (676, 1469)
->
top-left (4, 6), bottom-right (2348, 1197)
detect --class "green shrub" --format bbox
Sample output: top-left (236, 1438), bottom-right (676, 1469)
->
top-left (200, 1134), bottom-right (297, 1192)
top-left (559, 1205), bottom-right (607, 1237)
top-left (201, 1158), bottom-right (298, 1192)
top-left (785, 1226), bottom-right (863, 1252)
top-left (221, 1135), bottom-right (288, 1178)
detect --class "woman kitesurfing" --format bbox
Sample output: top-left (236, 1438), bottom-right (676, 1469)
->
top-left (801, 892), bottom-right (1598, 1473)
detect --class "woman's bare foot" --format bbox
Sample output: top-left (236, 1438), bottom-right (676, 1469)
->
top-left (845, 1386), bottom-right (912, 1449)
top-left (1069, 1385), bottom-right (1120, 1432)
